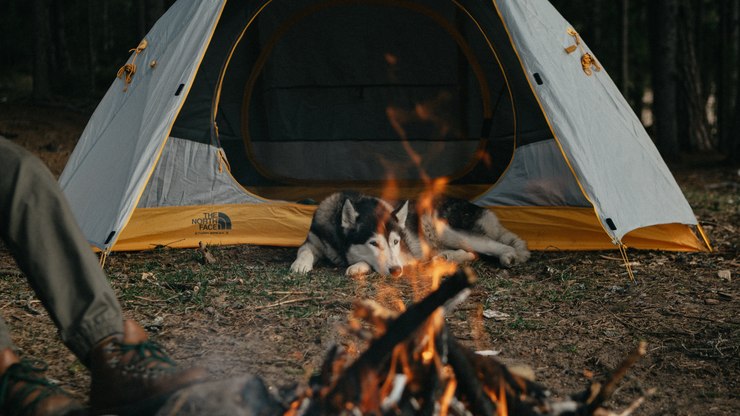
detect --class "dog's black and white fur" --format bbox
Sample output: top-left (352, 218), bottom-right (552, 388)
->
top-left (392, 196), bottom-right (530, 268)
top-left (290, 192), bottom-right (530, 276)
top-left (290, 191), bottom-right (407, 277)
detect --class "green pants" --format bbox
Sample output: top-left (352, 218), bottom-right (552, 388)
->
top-left (0, 138), bottom-right (123, 362)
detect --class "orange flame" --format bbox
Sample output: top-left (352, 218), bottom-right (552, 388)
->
top-left (438, 365), bottom-right (457, 416)
top-left (351, 50), bottom-right (491, 414)
top-left (483, 379), bottom-right (509, 416)
top-left (498, 381), bottom-right (508, 416)
top-left (380, 174), bottom-right (400, 206)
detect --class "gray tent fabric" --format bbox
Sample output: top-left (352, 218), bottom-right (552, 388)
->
top-left (59, 0), bottom-right (226, 249)
top-left (137, 137), bottom-right (264, 208)
top-left (495, 1), bottom-right (697, 241)
top-left (476, 140), bottom-right (589, 207)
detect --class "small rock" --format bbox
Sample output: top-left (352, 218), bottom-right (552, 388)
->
top-left (717, 270), bottom-right (731, 281)
top-left (157, 375), bottom-right (283, 416)
top-left (704, 298), bottom-right (720, 305)
top-left (483, 310), bottom-right (510, 321)
top-left (475, 350), bottom-right (502, 356)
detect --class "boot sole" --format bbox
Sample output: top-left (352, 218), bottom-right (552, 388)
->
top-left (91, 390), bottom-right (180, 416)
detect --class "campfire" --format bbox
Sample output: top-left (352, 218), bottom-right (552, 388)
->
top-left (159, 263), bottom-right (650, 416)
top-left (278, 264), bottom-right (649, 416)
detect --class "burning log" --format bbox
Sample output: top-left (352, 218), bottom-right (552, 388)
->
top-left (309, 268), bottom-right (476, 414)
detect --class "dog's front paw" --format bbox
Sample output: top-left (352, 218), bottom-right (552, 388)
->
top-left (346, 262), bottom-right (372, 277)
top-left (290, 258), bottom-right (313, 274)
top-left (435, 249), bottom-right (476, 263)
top-left (498, 249), bottom-right (518, 268)
top-left (515, 248), bottom-right (531, 264)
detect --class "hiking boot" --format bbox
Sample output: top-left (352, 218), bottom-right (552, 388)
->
top-left (89, 320), bottom-right (207, 416)
top-left (0, 348), bottom-right (84, 416)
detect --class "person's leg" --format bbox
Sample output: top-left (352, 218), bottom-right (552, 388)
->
top-left (1, 139), bottom-right (207, 414)
top-left (0, 139), bottom-right (206, 414)
top-left (0, 138), bottom-right (123, 361)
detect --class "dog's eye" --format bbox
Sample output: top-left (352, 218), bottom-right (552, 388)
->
top-left (369, 241), bottom-right (379, 247)
top-left (393, 239), bottom-right (399, 245)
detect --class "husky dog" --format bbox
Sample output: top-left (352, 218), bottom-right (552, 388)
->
top-left (290, 191), bottom-right (407, 277)
top-left (291, 191), bottom-right (529, 276)
top-left (393, 196), bottom-right (530, 268)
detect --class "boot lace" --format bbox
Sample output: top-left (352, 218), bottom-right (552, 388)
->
top-left (113, 340), bottom-right (177, 372)
top-left (0, 359), bottom-right (71, 416)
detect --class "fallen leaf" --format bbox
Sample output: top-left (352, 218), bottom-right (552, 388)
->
top-left (717, 270), bottom-right (731, 281)
top-left (198, 241), bottom-right (217, 264)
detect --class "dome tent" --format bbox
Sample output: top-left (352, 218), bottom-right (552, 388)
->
top-left (59, 0), bottom-right (710, 254)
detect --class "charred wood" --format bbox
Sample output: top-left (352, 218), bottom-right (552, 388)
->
top-left (315, 268), bottom-right (476, 413)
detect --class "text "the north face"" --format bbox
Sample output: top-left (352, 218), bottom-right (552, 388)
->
top-left (192, 212), bottom-right (231, 231)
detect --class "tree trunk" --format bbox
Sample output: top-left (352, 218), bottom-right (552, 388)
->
top-left (628, 3), bottom-right (648, 118)
top-left (137, 0), bottom-right (147, 39)
top-left (717, 0), bottom-right (732, 155)
top-left (50, 0), bottom-right (73, 94)
top-left (677, 1), bottom-right (712, 151)
top-left (135, 0), bottom-right (165, 37)
top-left (87, 0), bottom-right (97, 96)
top-left (621, 0), bottom-right (630, 97)
top-left (148, 0), bottom-right (165, 29)
top-left (648, 0), bottom-right (680, 161)
top-left (101, 1), bottom-right (111, 55)
top-left (591, 0), bottom-right (602, 49)
top-left (32, 0), bottom-right (52, 102)
top-left (730, 0), bottom-right (740, 164)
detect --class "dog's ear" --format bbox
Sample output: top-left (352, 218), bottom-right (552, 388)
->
top-left (393, 201), bottom-right (409, 228)
top-left (341, 199), bottom-right (359, 231)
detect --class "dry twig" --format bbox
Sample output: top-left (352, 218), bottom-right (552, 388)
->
top-left (254, 297), bottom-right (318, 311)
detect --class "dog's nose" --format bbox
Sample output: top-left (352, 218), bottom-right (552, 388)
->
top-left (389, 266), bottom-right (403, 277)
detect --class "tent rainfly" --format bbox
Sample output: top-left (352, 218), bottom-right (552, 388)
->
top-left (59, 0), bottom-right (710, 254)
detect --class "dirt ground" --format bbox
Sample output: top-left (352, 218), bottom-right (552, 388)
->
top-left (0, 103), bottom-right (738, 415)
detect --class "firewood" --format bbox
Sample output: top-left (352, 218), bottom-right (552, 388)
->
top-left (317, 267), bottom-right (476, 413)
top-left (446, 337), bottom-right (497, 415)
top-left (586, 341), bottom-right (647, 412)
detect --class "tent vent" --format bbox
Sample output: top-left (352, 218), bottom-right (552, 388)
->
top-left (104, 231), bottom-right (116, 244)
top-left (533, 73), bottom-right (543, 85)
top-left (605, 218), bottom-right (617, 231)
top-left (174, 84), bottom-right (184, 96)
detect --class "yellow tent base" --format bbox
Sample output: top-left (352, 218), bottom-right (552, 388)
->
top-left (493, 206), bottom-right (708, 252)
top-left (110, 204), bottom-right (709, 252)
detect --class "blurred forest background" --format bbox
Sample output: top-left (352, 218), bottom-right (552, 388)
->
top-left (0, 0), bottom-right (738, 165)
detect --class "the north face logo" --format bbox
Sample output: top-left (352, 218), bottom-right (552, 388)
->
top-left (192, 212), bottom-right (232, 232)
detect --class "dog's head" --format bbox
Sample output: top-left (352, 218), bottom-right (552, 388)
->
top-left (341, 198), bottom-right (409, 277)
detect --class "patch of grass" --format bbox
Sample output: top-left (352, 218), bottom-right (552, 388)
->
top-left (507, 316), bottom-right (542, 331)
top-left (544, 282), bottom-right (587, 303)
